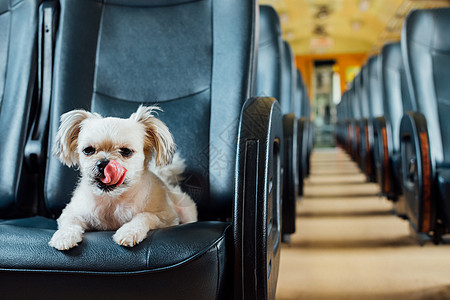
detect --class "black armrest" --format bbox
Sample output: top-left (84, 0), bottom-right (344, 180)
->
top-left (345, 119), bottom-right (352, 154)
top-left (233, 96), bottom-right (283, 299)
top-left (297, 117), bottom-right (308, 195)
top-left (282, 113), bottom-right (297, 237)
top-left (306, 119), bottom-right (314, 176)
top-left (359, 118), bottom-right (369, 173)
top-left (373, 116), bottom-right (391, 197)
top-left (22, 0), bottom-right (59, 216)
top-left (351, 119), bottom-right (361, 163)
top-left (24, 0), bottom-right (59, 174)
top-left (399, 111), bottom-right (436, 234)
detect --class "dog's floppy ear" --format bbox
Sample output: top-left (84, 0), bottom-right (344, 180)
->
top-left (131, 105), bottom-right (175, 166)
top-left (53, 109), bottom-right (100, 167)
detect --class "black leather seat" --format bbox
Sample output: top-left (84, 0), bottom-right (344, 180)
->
top-left (367, 56), bottom-right (384, 122)
top-left (0, 0), bottom-right (283, 298)
top-left (400, 7), bottom-right (450, 242)
top-left (300, 79), bottom-right (313, 177)
top-left (339, 89), bottom-right (353, 154)
top-left (256, 5), bottom-right (297, 240)
top-left (257, 5), bottom-right (283, 102)
top-left (358, 63), bottom-right (372, 176)
top-left (343, 90), bottom-right (352, 152)
top-left (338, 90), bottom-right (352, 152)
top-left (374, 42), bottom-right (414, 209)
top-left (335, 91), bottom-right (346, 148)
top-left (346, 84), bottom-right (358, 158)
top-left (363, 55), bottom-right (382, 182)
top-left (281, 41), bottom-right (297, 117)
top-left (295, 70), bottom-right (310, 196)
top-left (294, 70), bottom-right (304, 119)
top-left (282, 41), bottom-right (302, 236)
top-left (351, 73), bottom-right (363, 164)
top-left (0, 0), bottom-right (41, 218)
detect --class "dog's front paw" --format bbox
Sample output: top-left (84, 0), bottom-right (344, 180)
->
top-left (113, 224), bottom-right (148, 247)
top-left (49, 229), bottom-right (83, 250)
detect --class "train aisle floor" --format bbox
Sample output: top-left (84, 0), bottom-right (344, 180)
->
top-left (276, 147), bottom-right (450, 300)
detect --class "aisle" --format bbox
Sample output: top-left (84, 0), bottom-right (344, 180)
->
top-left (275, 148), bottom-right (450, 300)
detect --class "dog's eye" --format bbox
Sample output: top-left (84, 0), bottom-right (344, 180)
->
top-left (82, 146), bottom-right (96, 156)
top-left (119, 148), bottom-right (133, 157)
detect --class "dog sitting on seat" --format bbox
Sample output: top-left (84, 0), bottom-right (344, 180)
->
top-left (49, 105), bottom-right (197, 250)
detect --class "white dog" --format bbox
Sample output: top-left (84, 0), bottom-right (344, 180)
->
top-left (49, 105), bottom-right (197, 250)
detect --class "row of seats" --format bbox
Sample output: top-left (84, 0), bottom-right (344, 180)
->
top-left (257, 5), bottom-right (313, 241)
top-left (0, 1), bottom-right (309, 298)
top-left (336, 7), bottom-right (450, 243)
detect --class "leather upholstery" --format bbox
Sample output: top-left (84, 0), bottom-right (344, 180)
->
top-left (351, 74), bottom-right (362, 120)
top-left (281, 40), bottom-right (296, 114)
top-left (359, 65), bottom-right (370, 119)
top-left (380, 42), bottom-right (409, 152)
top-left (298, 76), bottom-right (312, 178)
top-left (401, 7), bottom-right (450, 238)
top-left (256, 5), bottom-right (283, 101)
top-left (345, 88), bottom-right (355, 155)
top-left (295, 70), bottom-right (304, 118)
top-left (335, 91), bottom-right (348, 147)
top-left (0, 219), bottom-right (232, 299)
top-left (366, 55), bottom-right (381, 182)
top-left (301, 83), bottom-right (310, 118)
top-left (402, 8), bottom-right (450, 165)
top-left (349, 86), bottom-right (359, 157)
top-left (367, 56), bottom-right (383, 118)
top-left (233, 96), bottom-right (283, 298)
top-left (257, 5), bottom-right (297, 237)
top-left (45, 0), bottom-right (257, 220)
top-left (296, 70), bottom-right (308, 193)
top-left (0, 217), bottom-right (229, 272)
top-left (0, 0), bottom-right (40, 217)
top-left (375, 43), bottom-right (404, 201)
top-left (359, 59), bottom-right (376, 181)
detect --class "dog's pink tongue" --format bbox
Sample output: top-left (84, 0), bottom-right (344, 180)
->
top-left (101, 160), bottom-right (127, 186)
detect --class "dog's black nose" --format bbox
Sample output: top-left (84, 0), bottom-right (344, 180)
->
top-left (96, 160), bottom-right (109, 174)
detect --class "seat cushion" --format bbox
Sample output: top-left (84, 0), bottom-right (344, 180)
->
top-left (0, 217), bottom-right (230, 272)
top-left (0, 217), bottom-right (231, 298)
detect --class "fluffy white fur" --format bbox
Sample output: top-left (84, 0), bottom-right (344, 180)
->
top-left (49, 105), bottom-right (197, 250)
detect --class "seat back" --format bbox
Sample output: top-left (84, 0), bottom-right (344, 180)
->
top-left (281, 41), bottom-right (296, 114)
top-left (342, 91), bottom-right (350, 121)
top-left (256, 5), bottom-right (283, 101)
top-left (367, 55), bottom-right (383, 119)
top-left (340, 91), bottom-right (350, 143)
top-left (380, 42), bottom-right (414, 152)
top-left (295, 70), bottom-right (305, 118)
top-left (301, 84), bottom-right (310, 119)
top-left (44, 0), bottom-right (258, 220)
top-left (402, 8), bottom-right (450, 165)
top-left (0, 0), bottom-right (40, 217)
top-left (359, 65), bottom-right (370, 119)
top-left (352, 74), bottom-right (362, 120)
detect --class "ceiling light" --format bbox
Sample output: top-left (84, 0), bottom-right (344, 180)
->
top-left (359, 0), bottom-right (370, 12)
top-left (351, 19), bottom-right (363, 31)
top-left (285, 31), bottom-right (295, 40)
